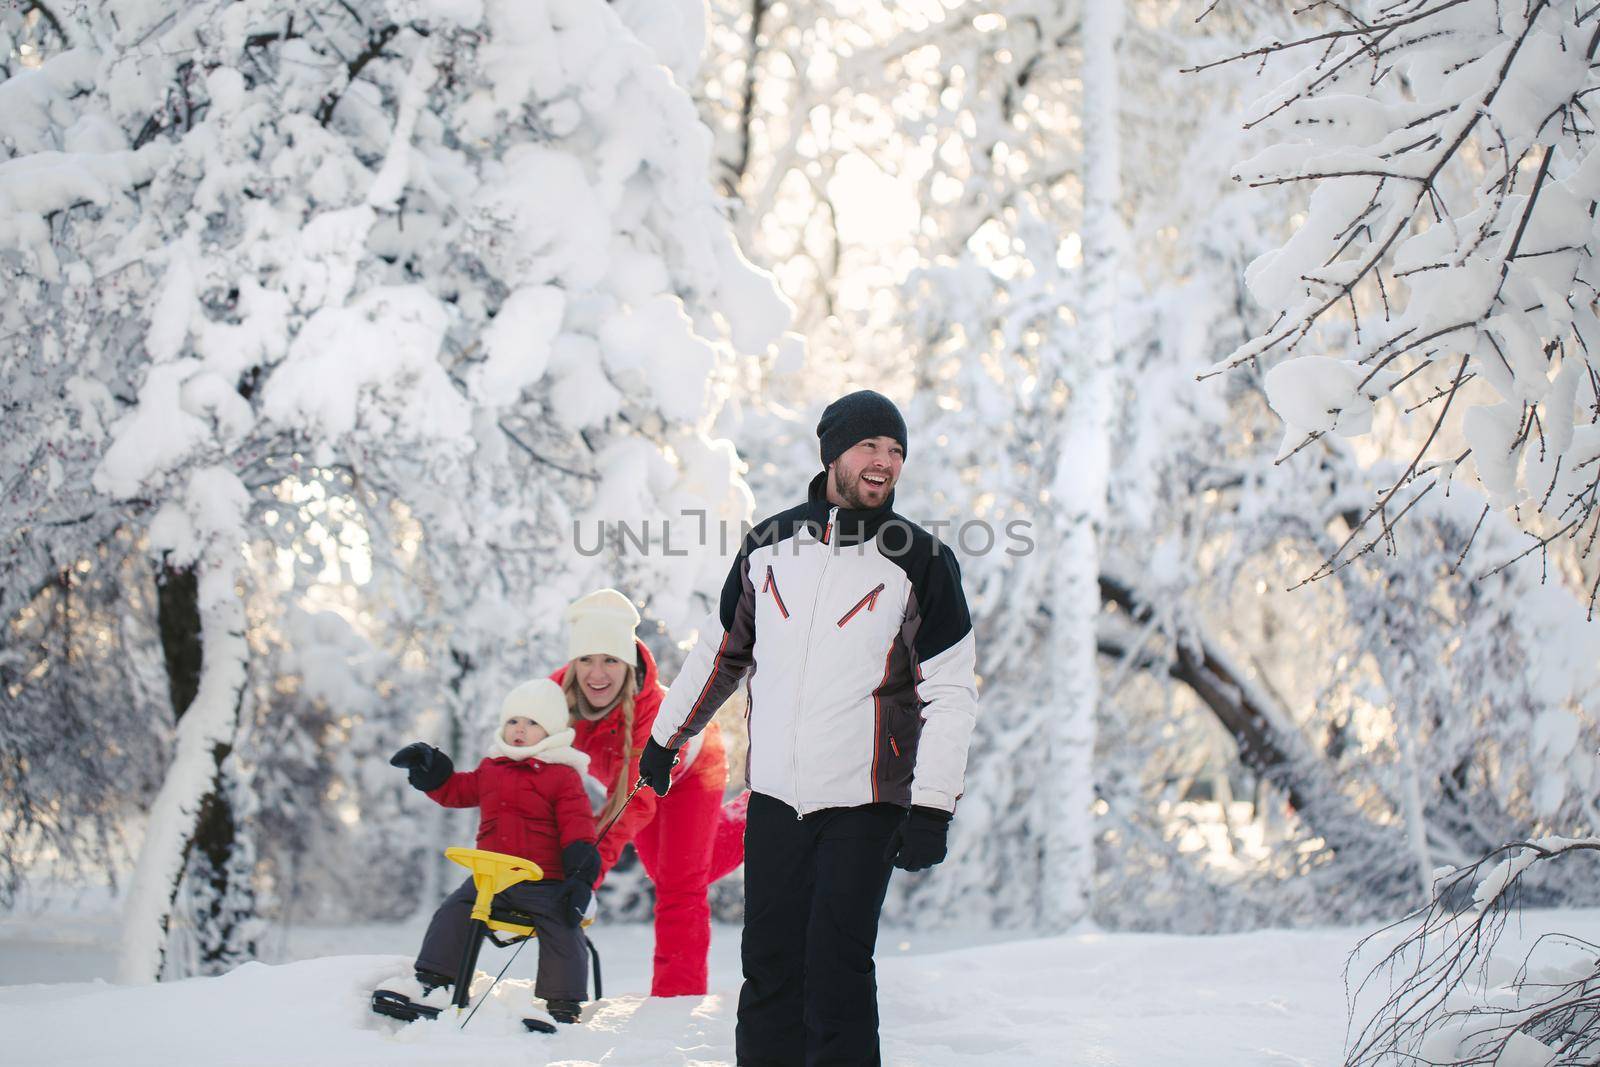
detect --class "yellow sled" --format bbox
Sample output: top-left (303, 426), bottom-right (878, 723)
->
top-left (442, 847), bottom-right (602, 1018)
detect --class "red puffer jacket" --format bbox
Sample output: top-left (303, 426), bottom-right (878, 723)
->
top-left (426, 757), bottom-right (597, 880)
top-left (554, 640), bottom-right (725, 877)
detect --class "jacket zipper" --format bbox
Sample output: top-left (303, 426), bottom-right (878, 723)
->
top-left (791, 505), bottom-right (837, 819)
top-left (762, 565), bottom-right (789, 619)
top-left (836, 582), bottom-right (885, 627)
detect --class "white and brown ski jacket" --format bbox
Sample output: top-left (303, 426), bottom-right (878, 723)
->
top-left (652, 472), bottom-right (980, 816)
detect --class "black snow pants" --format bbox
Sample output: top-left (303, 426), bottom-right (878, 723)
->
top-left (736, 791), bottom-right (903, 1067)
top-left (414, 876), bottom-right (588, 1002)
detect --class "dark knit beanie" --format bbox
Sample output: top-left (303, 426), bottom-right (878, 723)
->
top-left (816, 390), bottom-right (908, 467)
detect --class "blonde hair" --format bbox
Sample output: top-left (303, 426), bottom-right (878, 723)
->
top-left (562, 661), bottom-right (639, 829)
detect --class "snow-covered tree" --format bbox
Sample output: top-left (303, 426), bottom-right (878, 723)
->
top-left (2, 0), bottom-right (787, 978)
top-left (9, 0), bottom-right (1598, 970)
top-left (698, 0), bottom-right (1600, 934)
top-left (695, 0), bottom-right (1274, 928)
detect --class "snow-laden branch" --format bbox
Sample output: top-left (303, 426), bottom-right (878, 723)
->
top-left (1201, 1), bottom-right (1600, 607)
top-left (1345, 837), bottom-right (1600, 1065)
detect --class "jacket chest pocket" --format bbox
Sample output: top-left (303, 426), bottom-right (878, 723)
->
top-left (836, 583), bottom-right (886, 628)
top-left (761, 565), bottom-right (790, 619)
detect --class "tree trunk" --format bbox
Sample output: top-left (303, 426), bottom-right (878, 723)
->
top-left (158, 561), bottom-right (256, 972)
top-left (1394, 710), bottom-right (1435, 901)
top-left (1098, 576), bottom-right (1375, 845)
top-left (118, 557), bottom-right (250, 983)
top-left (156, 564), bottom-right (202, 717)
top-left (1042, 0), bottom-right (1124, 931)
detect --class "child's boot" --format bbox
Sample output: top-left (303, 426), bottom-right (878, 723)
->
top-left (415, 968), bottom-right (452, 997)
top-left (372, 969), bottom-right (452, 1023)
top-left (546, 999), bottom-right (583, 1024)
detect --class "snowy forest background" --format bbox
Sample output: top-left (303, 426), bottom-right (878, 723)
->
top-left (4, 0), bottom-right (1600, 1004)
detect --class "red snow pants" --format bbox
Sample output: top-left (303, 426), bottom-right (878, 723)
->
top-left (632, 739), bottom-right (747, 997)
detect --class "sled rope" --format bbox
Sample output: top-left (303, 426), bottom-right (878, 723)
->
top-left (459, 934), bottom-right (532, 1030)
top-left (595, 776), bottom-right (646, 846)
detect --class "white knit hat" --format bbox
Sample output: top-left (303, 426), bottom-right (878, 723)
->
top-left (565, 588), bottom-right (641, 662)
top-left (491, 678), bottom-right (589, 768)
top-left (499, 678), bottom-right (570, 739)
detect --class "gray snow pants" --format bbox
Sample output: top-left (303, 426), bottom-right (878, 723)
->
top-left (414, 875), bottom-right (588, 1002)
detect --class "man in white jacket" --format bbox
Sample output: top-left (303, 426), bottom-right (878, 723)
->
top-left (638, 390), bottom-right (981, 1067)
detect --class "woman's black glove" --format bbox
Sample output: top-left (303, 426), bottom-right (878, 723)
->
top-left (559, 841), bottom-right (601, 926)
top-left (389, 742), bottom-right (453, 792)
top-left (884, 806), bottom-right (952, 872)
top-left (637, 738), bottom-right (679, 796)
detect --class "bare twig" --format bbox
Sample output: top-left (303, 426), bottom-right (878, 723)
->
top-left (1345, 839), bottom-right (1600, 1066)
top-left (1183, 0), bottom-right (1471, 74)
top-left (315, 22), bottom-right (402, 126)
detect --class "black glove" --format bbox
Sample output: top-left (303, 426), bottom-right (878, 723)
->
top-left (562, 840), bottom-right (601, 884)
top-left (884, 806), bottom-right (952, 872)
top-left (389, 742), bottom-right (453, 792)
top-left (637, 738), bottom-right (679, 797)
top-left (559, 841), bottom-right (601, 926)
top-left (559, 878), bottom-right (593, 927)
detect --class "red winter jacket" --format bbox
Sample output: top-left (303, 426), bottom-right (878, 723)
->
top-left (425, 757), bottom-right (597, 881)
top-left (554, 640), bottom-right (725, 877)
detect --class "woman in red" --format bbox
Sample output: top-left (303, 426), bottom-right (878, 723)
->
top-left (552, 588), bottom-right (744, 997)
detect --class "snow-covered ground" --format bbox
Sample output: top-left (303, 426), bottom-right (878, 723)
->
top-left (4, 908), bottom-right (1599, 1065)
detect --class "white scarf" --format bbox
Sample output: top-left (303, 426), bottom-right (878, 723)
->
top-left (490, 727), bottom-right (591, 771)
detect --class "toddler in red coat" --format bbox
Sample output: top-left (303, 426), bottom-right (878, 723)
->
top-left (386, 678), bottom-right (599, 1025)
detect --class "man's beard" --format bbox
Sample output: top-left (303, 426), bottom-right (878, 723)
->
top-left (833, 467), bottom-right (890, 509)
